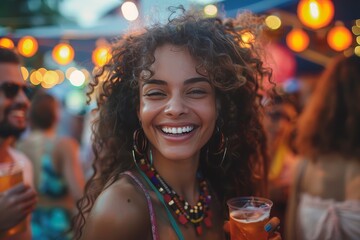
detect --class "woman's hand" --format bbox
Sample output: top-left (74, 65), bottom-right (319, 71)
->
top-left (264, 217), bottom-right (281, 240)
top-left (223, 217), bottom-right (281, 240)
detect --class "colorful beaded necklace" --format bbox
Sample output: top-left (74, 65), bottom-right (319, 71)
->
top-left (138, 157), bottom-right (213, 235)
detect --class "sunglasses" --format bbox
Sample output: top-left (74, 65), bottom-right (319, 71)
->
top-left (0, 82), bottom-right (33, 99)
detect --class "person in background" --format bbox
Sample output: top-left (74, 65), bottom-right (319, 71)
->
top-left (73, 7), bottom-right (281, 240)
top-left (0, 47), bottom-right (37, 240)
top-left (286, 55), bottom-right (360, 240)
top-left (262, 91), bottom-right (300, 237)
top-left (17, 91), bottom-right (85, 240)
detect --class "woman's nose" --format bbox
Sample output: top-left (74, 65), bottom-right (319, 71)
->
top-left (164, 94), bottom-right (188, 117)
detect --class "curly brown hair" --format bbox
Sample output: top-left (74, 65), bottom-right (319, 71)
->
top-left (296, 55), bottom-right (360, 160)
top-left (73, 7), bottom-right (271, 239)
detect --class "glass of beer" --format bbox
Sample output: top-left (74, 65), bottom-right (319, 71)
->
top-left (227, 196), bottom-right (273, 240)
top-left (0, 161), bottom-right (27, 237)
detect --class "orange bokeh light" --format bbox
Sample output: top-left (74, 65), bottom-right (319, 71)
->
top-left (286, 28), bottom-right (310, 52)
top-left (17, 36), bottom-right (38, 57)
top-left (0, 38), bottom-right (15, 49)
top-left (52, 43), bottom-right (75, 65)
top-left (297, 0), bottom-right (334, 29)
top-left (92, 46), bottom-right (112, 67)
top-left (327, 25), bottom-right (353, 51)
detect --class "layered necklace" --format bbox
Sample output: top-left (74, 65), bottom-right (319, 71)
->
top-left (138, 157), bottom-right (213, 235)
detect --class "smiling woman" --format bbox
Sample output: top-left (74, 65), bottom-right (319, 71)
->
top-left (73, 7), bottom-right (278, 240)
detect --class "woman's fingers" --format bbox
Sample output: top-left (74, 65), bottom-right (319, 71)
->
top-left (265, 217), bottom-right (282, 240)
top-left (264, 217), bottom-right (280, 233)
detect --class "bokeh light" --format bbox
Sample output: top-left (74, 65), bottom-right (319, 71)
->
top-left (204, 4), bottom-right (218, 17)
top-left (354, 46), bottom-right (360, 56)
top-left (92, 46), bottom-right (112, 67)
top-left (65, 90), bottom-right (86, 114)
top-left (352, 25), bottom-right (360, 35)
top-left (121, 1), bottom-right (139, 21)
top-left (17, 36), bottom-right (38, 57)
top-left (286, 28), bottom-right (310, 52)
top-left (327, 25), bottom-right (352, 51)
top-left (0, 38), bottom-right (15, 49)
top-left (297, 0), bottom-right (334, 29)
top-left (69, 69), bottom-right (86, 87)
top-left (265, 15), bottom-right (282, 30)
top-left (52, 43), bottom-right (75, 65)
top-left (20, 67), bottom-right (29, 81)
top-left (239, 31), bottom-right (255, 48)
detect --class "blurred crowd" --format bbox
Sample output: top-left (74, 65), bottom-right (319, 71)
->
top-left (1, 34), bottom-right (359, 240)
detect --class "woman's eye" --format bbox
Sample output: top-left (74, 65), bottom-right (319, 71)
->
top-left (188, 89), bottom-right (207, 95)
top-left (143, 91), bottom-right (166, 97)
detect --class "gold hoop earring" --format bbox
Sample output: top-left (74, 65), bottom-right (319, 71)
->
top-left (133, 128), bottom-right (148, 157)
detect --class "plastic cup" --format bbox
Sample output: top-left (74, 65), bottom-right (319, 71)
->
top-left (0, 161), bottom-right (27, 237)
top-left (227, 196), bottom-right (273, 240)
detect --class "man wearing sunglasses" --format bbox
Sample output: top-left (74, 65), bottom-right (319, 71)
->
top-left (0, 47), bottom-right (37, 240)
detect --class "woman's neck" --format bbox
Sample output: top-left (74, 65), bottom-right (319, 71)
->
top-left (152, 151), bottom-right (200, 206)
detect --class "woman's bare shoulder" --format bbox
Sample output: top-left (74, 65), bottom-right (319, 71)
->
top-left (81, 175), bottom-right (151, 240)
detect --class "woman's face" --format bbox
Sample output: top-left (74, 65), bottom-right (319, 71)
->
top-left (138, 44), bottom-right (217, 162)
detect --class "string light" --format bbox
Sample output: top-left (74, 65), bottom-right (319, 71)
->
top-left (0, 38), bottom-right (15, 49)
top-left (20, 67), bottom-right (29, 81)
top-left (92, 46), bottom-right (112, 67)
top-left (121, 1), bottom-right (139, 21)
top-left (204, 4), bottom-right (218, 17)
top-left (355, 46), bottom-right (360, 56)
top-left (286, 28), bottom-right (310, 52)
top-left (239, 31), bottom-right (255, 48)
top-left (327, 24), bottom-right (352, 51)
top-left (52, 43), bottom-right (75, 65)
top-left (297, 0), bottom-right (334, 29)
top-left (17, 36), bottom-right (38, 57)
top-left (265, 15), bottom-right (282, 30)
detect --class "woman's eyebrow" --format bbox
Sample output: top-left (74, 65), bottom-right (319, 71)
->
top-left (142, 79), bottom-right (167, 87)
top-left (184, 77), bottom-right (210, 85)
top-left (141, 77), bottom-right (210, 87)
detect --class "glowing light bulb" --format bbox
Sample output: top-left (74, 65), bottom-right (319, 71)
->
top-left (52, 43), bottom-right (75, 65)
top-left (297, 0), bottom-right (334, 29)
top-left (0, 38), bottom-right (15, 49)
top-left (17, 36), bottom-right (38, 57)
top-left (121, 1), bottom-right (139, 21)
top-left (286, 28), bottom-right (310, 52)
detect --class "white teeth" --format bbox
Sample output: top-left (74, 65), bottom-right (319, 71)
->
top-left (162, 126), bottom-right (194, 134)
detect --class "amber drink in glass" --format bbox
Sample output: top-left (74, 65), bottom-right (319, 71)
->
top-left (0, 162), bottom-right (26, 237)
top-left (227, 197), bottom-right (273, 240)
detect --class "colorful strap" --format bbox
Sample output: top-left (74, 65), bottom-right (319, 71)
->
top-left (135, 166), bottom-right (185, 240)
top-left (122, 171), bottom-right (159, 240)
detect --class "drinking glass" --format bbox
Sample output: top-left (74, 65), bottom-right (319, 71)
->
top-left (227, 196), bottom-right (273, 240)
top-left (0, 161), bottom-right (27, 237)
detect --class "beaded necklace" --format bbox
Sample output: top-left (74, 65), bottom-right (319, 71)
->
top-left (138, 158), bottom-right (213, 235)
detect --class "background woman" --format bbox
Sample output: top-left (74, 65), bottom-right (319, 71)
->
top-left (17, 92), bottom-right (85, 239)
top-left (286, 55), bottom-right (360, 240)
